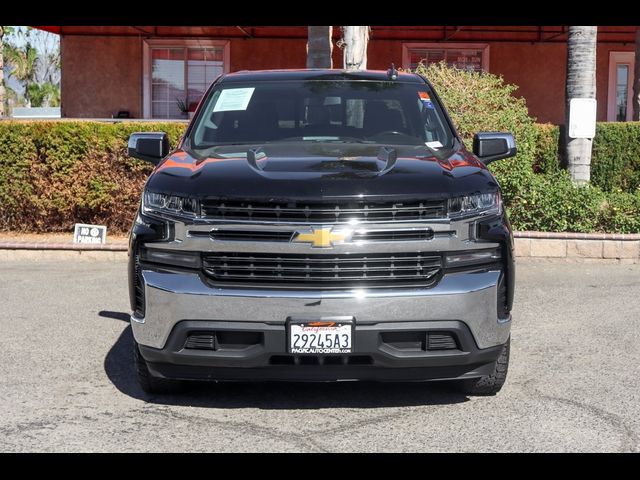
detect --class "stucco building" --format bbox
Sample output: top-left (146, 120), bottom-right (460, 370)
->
top-left (35, 25), bottom-right (638, 124)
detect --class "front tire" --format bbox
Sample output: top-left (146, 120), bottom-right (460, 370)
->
top-left (455, 338), bottom-right (510, 396)
top-left (134, 341), bottom-right (184, 394)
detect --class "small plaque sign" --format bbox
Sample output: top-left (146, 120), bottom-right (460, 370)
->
top-left (73, 223), bottom-right (107, 244)
top-left (569, 98), bottom-right (597, 139)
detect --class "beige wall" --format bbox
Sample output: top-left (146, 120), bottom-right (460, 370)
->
top-left (61, 36), bottom-right (142, 118)
top-left (60, 35), bottom-right (635, 124)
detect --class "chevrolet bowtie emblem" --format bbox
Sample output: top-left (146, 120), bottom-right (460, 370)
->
top-left (292, 227), bottom-right (350, 248)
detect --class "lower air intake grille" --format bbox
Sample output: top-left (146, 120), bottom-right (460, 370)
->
top-left (202, 252), bottom-right (442, 289)
top-left (427, 332), bottom-right (458, 350)
top-left (185, 333), bottom-right (216, 350)
top-left (184, 331), bottom-right (264, 351)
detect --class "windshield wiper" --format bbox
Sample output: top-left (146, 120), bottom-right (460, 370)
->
top-left (193, 141), bottom-right (263, 149)
top-left (264, 136), bottom-right (371, 144)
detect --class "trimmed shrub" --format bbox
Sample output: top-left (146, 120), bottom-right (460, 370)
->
top-left (532, 123), bottom-right (562, 175)
top-left (591, 122), bottom-right (640, 193)
top-left (416, 62), bottom-right (539, 213)
top-left (532, 122), bottom-right (640, 194)
top-left (0, 121), bottom-right (187, 234)
top-left (416, 63), bottom-right (640, 233)
top-left (0, 118), bottom-right (638, 234)
top-left (595, 189), bottom-right (640, 233)
top-left (508, 170), bottom-right (601, 233)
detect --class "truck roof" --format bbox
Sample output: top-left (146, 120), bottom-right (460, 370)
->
top-left (221, 68), bottom-right (424, 83)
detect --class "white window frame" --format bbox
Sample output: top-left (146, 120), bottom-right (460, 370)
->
top-left (402, 42), bottom-right (490, 72)
top-left (142, 38), bottom-right (230, 119)
top-left (607, 51), bottom-right (635, 122)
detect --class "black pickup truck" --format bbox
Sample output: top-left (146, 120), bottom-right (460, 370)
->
top-left (127, 68), bottom-right (516, 395)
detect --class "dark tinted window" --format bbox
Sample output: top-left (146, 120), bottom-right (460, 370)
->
top-left (190, 80), bottom-right (454, 150)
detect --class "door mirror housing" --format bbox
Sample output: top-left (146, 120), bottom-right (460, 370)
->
top-left (473, 132), bottom-right (517, 165)
top-left (128, 132), bottom-right (170, 165)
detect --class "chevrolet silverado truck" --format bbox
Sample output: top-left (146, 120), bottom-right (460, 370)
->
top-left (127, 68), bottom-right (516, 395)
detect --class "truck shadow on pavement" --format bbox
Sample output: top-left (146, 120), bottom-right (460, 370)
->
top-left (101, 310), bottom-right (470, 409)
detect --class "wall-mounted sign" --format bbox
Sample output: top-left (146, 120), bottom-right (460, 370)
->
top-left (73, 223), bottom-right (107, 244)
top-left (569, 98), bottom-right (597, 139)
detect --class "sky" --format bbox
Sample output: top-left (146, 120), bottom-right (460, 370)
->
top-left (4, 26), bottom-right (60, 97)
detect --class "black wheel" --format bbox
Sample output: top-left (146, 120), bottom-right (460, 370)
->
top-left (455, 338), bottom-right (510, 396)
top-left (134, 341), bottom-right (184, 394)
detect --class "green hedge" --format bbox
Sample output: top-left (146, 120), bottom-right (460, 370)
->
top-left (501, 123), bottom-right (640, 234)
top-left (534, 122), bottom-right (640, 193)
top-left (416, 62), bottom-right (640, 234)
top-left (0, 121), bottom-right (186, 234)
top-left (506, 169), bottom-right (640, 233)
top-left (0, 119), bottom-right (639, 235)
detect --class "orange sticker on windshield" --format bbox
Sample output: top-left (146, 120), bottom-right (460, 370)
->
top-left (419, 91), bottom-right (430, 100)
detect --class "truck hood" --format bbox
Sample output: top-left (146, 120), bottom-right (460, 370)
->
top-left (146, 142), bottom-right (499, 201)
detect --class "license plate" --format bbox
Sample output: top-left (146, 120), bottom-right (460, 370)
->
top-left (289, 320), bottom-right (353, 354)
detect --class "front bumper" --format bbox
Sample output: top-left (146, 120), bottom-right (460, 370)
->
top-left (139, 319), bottom-right (505, 382)
top-left (132, 268), bottom-right (509, 350)
top-left (129, 207), bottom-right (514, 381)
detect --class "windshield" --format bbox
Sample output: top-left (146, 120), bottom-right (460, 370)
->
top-left (189, 80), bottom-right (455, 152)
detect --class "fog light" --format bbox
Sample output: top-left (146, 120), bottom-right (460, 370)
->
top-left (445, 248), bottom-right (501, 267)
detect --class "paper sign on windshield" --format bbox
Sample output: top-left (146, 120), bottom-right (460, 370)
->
top-left (213, 88), bottom-right (255, 112)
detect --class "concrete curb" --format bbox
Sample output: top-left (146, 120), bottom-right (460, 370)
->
top-left (514, 231), bottom-right (640, 241)
top-left (0, 241), bottom-right (127, 251)
top-left (0, 241), bottom-right (128, 261)
top-left (0, 232), bottom-right (638, 263)
top-left (513, 232), bottom-right (639, 264)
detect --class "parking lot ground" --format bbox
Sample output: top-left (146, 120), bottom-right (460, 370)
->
top-left (0, 259), bottom-right (639, 452)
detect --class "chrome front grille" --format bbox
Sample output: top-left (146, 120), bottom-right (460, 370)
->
top-left (200, 199), bottom-right (446, 223)
top-left (202, 252), bottom-right (442, 289)
top-left (196, 227), bottom-right (438, 243)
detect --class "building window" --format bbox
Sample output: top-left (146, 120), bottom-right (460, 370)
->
top-left (402, 43), bottom-right (489, 72)
top-left (616, 64), bottom-right (630, 121)
top-left (143, 40), bottom-right (230, 119)
top-left (607, 52), bottom-right (635, 122)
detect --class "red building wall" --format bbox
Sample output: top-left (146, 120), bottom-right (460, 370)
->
top-left (61, 36), bottom-right (143, 118)
top-left (60, 34), bottom-right (635, 124)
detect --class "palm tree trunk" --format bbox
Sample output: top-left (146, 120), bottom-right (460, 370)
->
top-left (341, 26), bottom-right (369, 70)
top-left (633, 27), bottom-right (640, 121)
top-left (0, 26), bottom-right (5, 118)
top-left (306, 26), bottom-right (333, 69)
top-left (564, 26), bottom-right (598, 185)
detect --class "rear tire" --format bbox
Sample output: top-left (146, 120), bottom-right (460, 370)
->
top-left (134, 341), bottom-right (184, 394)
top-left (455, 338), bottom-right (510, 396)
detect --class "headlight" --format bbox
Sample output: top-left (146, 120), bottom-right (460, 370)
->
top-left (142, 191), bottom-right (200, 217)
top-left (448, 191), bottom-right (501, 218)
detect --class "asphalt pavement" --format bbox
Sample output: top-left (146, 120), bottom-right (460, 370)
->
top-left (1, 259), bottom-right (639, 452)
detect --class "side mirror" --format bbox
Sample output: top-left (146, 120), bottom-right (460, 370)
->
top-left (128, 132), bottom-right (170, 165)
top-left (473, 132), bottom-right (517, 165)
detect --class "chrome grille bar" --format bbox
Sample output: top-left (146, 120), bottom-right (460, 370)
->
top-left (201, 200), bottom-right (446, 223)
top-left (202, 252), bottom-right (442, 289)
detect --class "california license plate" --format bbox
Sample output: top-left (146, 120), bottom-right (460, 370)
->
top-left (288, 319), bottom-right (353, 354)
